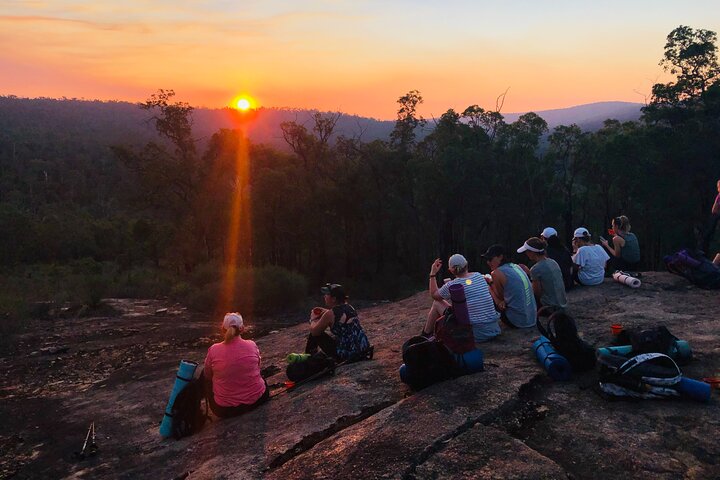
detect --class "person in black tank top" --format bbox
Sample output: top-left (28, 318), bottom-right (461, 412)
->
top-left (541, 227), bottom-right (574, 292)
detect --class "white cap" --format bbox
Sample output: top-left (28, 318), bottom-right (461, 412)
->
top-left (541, 227), bottom-right (557, 238)
top-left (448, 253), bottom-right (468, 269)
top-left (223, 312), bottom-right (244, 330)
top-left (573, 227), bottom-right (590, 239)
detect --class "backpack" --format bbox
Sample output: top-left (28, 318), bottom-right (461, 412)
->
top-left (664, 248), bottom-right (720, 289)
top-left (330, 306), bottom-right (372, 362)
top-left (536, 307), bottom-right (595, 373)
top-left (434, 306), bottom-right (476, 354)
top-left (400, 336), bottom-right (458, 390)
top-left (286, 351), bottom-right (336, 382)
top-left (597, 353), bottom-right (682, 399)
top-left (169, 370), bottom-right (210, 439)
top-left (615, 326), bottom-right (676, 354)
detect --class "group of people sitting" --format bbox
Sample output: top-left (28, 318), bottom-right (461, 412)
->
top-left (199, 216), bottom-right (640, 418)
top-left (421, 216), bottom-right (641, 344)
top-left (202, 283), bottom-right (372, 419)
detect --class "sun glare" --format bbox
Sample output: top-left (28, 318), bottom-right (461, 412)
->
top-left (233, 95), bottom-right (255, 111)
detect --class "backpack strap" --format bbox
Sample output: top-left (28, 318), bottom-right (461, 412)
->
top-left (536, 306), bottom-right (557, 340)
top-left (617, 353), bottom-right (682, 385)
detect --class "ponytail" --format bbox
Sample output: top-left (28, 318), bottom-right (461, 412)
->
top-left (615, 215), bottom-right (631, 234)
top-left (224, 325), bottom-right (240, 343)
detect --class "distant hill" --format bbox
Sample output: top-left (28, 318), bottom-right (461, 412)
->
top-left (0, 97), bottom-right (644, 155)
top-left (502, 101), bottom-right (643, 130)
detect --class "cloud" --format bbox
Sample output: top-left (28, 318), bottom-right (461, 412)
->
top-left (0, 15), bottom-right (149, 33)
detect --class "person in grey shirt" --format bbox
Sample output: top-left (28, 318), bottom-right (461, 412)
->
top-left (517, 237), bottom-right (568, 311)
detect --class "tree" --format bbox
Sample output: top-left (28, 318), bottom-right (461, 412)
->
top-left (547, 124), bottom-right (589, 239)
top-left (645, 26), bottom-right (720, 123)
top-left (390, 90), bottom-right (426, 150)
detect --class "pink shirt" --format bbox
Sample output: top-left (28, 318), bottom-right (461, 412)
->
top-left (204, 338), bottom-right (266, 407)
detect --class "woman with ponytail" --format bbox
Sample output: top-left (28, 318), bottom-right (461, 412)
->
top-left (600, 215), bottom-right (641, 272)
top-left (204, 313), bottom-right (268, 418)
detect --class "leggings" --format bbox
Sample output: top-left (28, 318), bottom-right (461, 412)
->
top-left (208, 380), bottom-right (269, 419)
top-left (305, 332), bottom-right (338, 360)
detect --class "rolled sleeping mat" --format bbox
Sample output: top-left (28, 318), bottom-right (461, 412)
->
top-left (674, 377), bottom-right (711, 402)
top-left (670, 340), bottom-right (693, 361)
top-left (532, 336), bottom-right (572, 381)
top-left (159, 360), bottom-right (198, 438)
top-left (612, 271), bottom-right (641, 288)
top-left (448, 283), bottom-right (471, 326)
top-left (597, 340), bottom-right (692, 361)
top-left (596, 345), bottom-right (633, 357)
top-left (399, 364), bottom-right (409, 384)
top-left (453, 348), bottom-right (484, 374)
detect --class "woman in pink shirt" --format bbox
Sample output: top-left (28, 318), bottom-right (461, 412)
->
top-left (204, 313), bottom-right (268, 418)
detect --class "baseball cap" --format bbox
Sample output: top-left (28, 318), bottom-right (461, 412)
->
top-left (481, 244), bottom-right (506, 260)
top-left (448, 254), bottom-right (468, 269)
top-left (573, 227), bottom-right (591, 239)
top-left (223, 312), bottom-right (244, 330)
top-left (320, 283), bottom-right (346, 300)
top-left (541, 227), bottom-right (557, 238)
top-left (517, 237), bottom-right (547, 253)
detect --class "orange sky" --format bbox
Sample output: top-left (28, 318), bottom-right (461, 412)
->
top-left (1, 1), bottom-right (718, 119)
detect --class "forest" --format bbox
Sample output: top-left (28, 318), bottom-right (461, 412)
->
top-left (0, 25), bottom-right (718, 325)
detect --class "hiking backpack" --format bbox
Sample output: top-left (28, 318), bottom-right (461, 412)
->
top-left (286, 351), bottom-right (336, 382)
top-left (664, 248), bottom-right (720, 289)
top-left (400, 336), bottom-right (458, 390)
top-left (536, 307), bottom-right (596, 372)
top-left (597, 352), bottom-right (682, 399)
top-left (615, 326), bottom-right (676, 354)
top-left (434, 306), bottom-right (476, 354)
top-left (169, 370), bottom-right (210, 439)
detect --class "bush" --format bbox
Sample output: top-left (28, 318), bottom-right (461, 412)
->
top-left (182, 265), bottom-right (308, 315)
top-left (186, 281), bottom-right (221, 312)
top-left (110, 267), bottom-right (176, 298)
top-left (251, 265), bottom-right (308, 314)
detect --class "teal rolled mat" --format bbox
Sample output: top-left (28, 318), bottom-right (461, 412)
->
top-left (596, 340), bottom-right (692, 361)
top-left (532, 336), bottom-right (572, 381)
top-left (159, 360), bottom-right (198, 438)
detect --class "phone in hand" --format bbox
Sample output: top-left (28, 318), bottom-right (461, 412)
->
top-left (599, 235), bottom-right (607, 243)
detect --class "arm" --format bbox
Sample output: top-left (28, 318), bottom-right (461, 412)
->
top-left (429, 258), bottom-right (445, 301)
top-left (601, 236), bottom-right (624, 258)
top-left (713, 196), bottom-right (720, 215)
top-left (310, 309), bottom-right (334, 336)
top-left (204, 349), bottom-right (214, 382)
top-left (531, 277), bottom-right (542, 300)
top-left (490, 269), bottom-right (506, 310)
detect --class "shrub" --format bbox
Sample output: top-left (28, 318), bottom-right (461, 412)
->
top-left (183, 265), bottom-right (308, 315)
top-left (186, 281), bottom-right (221, 312)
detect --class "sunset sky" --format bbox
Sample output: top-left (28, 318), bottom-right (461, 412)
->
top-left (1, 1), bottom-right (719, 119)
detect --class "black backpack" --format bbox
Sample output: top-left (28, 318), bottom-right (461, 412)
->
top-left (170, 371), bottom-right (210, 439)
top-left (401, 336), bottom-right (458, 390)
top-left (615, 326), bottom-right (676, 354)
top-left (286, 351), bottom-right (336, 382)
top-left (537, 307), bottom-right (596, 373)
top-left (597, 352), bottom-right (682, 399)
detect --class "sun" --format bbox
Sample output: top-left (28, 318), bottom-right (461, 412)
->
top-left (236, 98), bottom-right (250, 110)
top-left (232, 95), bottom-right (256, 111)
